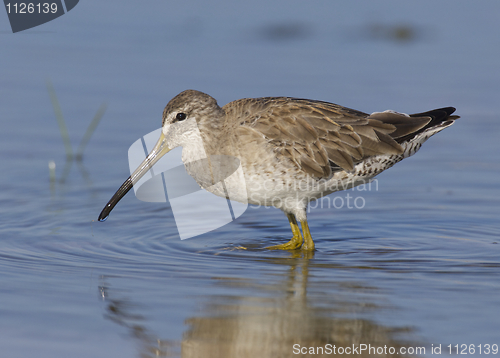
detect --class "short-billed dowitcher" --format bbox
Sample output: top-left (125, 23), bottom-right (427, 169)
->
top-left (98, 90), bottom-right (458, 250)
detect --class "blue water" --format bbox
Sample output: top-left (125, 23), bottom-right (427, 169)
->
top-left (1, 1), bottom-right (500, 357)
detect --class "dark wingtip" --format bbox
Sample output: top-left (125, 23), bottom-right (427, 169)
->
top-left (410, 106), bottom-right (457, 119)
top-left (439, 107), bottom-right (456, 116)
top-left (395, 106), bottom-right (458, 143)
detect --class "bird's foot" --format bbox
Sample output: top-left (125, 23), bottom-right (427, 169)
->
top-left (266, 235), bottom-right (303, 250)
top-left (301, 241), bottom-right (315, 251)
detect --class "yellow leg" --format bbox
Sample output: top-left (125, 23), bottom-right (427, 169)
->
top-left (267, 213), bottom-right (303, 250)
top-left (300, 219), bottom-right (315, 251)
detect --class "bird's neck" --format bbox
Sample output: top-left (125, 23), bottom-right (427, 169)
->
top-left (196, 111), bottom-right (236, 157)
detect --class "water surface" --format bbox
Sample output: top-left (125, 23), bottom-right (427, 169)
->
top-left (1, 1), bottom-right (499, 357)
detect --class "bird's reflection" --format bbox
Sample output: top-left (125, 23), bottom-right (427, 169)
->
top-left (100, 251), bottom-right (419, 357)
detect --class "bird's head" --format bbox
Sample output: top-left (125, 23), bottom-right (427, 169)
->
top-left (98, 89), bottom-right (222, 221)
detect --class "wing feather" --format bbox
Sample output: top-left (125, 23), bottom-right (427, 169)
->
top-left (232, 98), bottom-right (456, 178)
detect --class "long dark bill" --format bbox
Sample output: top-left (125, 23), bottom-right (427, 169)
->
top-left (98, 176), bottom-right (134, 221)
top-left (98, 132), bottom-right (171, 221)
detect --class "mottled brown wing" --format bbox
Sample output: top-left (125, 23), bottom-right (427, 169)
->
top-left (236, 98), bottom-right (436, 178)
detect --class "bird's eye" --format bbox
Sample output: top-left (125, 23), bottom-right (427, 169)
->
top-left (176, 113), bottom-right (187, 121)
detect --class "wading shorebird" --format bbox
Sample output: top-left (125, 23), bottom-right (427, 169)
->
top-left (98, 90), bottom-right (458, 250)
